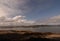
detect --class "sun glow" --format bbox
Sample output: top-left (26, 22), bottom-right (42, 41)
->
top-left (0, 8), bottom-right (7, 17)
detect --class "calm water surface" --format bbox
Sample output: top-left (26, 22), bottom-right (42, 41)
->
top-left (0, 27), bottom-right (60, 33)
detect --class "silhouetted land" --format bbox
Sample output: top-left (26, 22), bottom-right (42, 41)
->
top-left (0, 25), bottom-right (60, 28)
top-left (0, 30), bottom-right (60, 41)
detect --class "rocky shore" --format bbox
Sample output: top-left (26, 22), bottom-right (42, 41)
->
top-left (0, 30), bottom-right (60, 41)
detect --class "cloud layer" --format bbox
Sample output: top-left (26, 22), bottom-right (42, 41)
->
top-left (0, 0), bottom-right (35, 26)
top-left (0, 0), bottom-right (55, 17)
top-left (37, 15), bottom-right (60, 25)
top-left (0, 15), bottom-right (35, 26)
top-left (0, 0), bottom-right (60, 25)
top-left (47, 15), bottom-right (60, 25)
top-left (0, 0), bottom-right (30, 17)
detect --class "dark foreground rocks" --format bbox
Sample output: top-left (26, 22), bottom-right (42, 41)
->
top-left (0, 30), bottom-right (60, 41)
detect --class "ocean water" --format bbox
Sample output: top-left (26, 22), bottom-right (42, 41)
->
top-left (0, 27), bottom-right (60, 33)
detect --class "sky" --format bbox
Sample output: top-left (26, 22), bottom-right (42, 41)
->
top-left (0, 0), bottom-right (60, 26)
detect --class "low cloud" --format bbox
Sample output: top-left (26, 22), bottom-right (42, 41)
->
top-left (0, 0), bottom-right (35, 26)
top-left (47, 15), bottom-right (60, 25)
top-left (36, 15), bottom-right (60, 25)
top-left (1, 15), bottom-right (60, 26)
top-left (0, 15), bottom-right (35, 26)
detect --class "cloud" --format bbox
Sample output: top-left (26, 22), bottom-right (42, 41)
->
top-left (47, 15), bottom-right (60, 25)
top-left (0, 15), bottom-right (35, 26)
top-left (36, 15), bottom-right (60, 25)
top-left (0, 0), bottom-right (36, 26)
top-left (0, 0), bottom-right (30, 17)
top-left (0, 0), bottom-right (54, 17)
top-left (0, 7), bottom-right (7, 16)
top-left (0, 0), bottom-right (56, 26)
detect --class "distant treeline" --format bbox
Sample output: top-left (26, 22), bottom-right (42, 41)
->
top-left (0, 25), bottom-right (60, 28)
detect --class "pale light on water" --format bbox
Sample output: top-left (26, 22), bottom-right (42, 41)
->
top-left (0, 27), bottom-right (60, 33)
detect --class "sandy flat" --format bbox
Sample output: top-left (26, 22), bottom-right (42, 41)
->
top-left (45, 34), bottom-right (60, 38)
